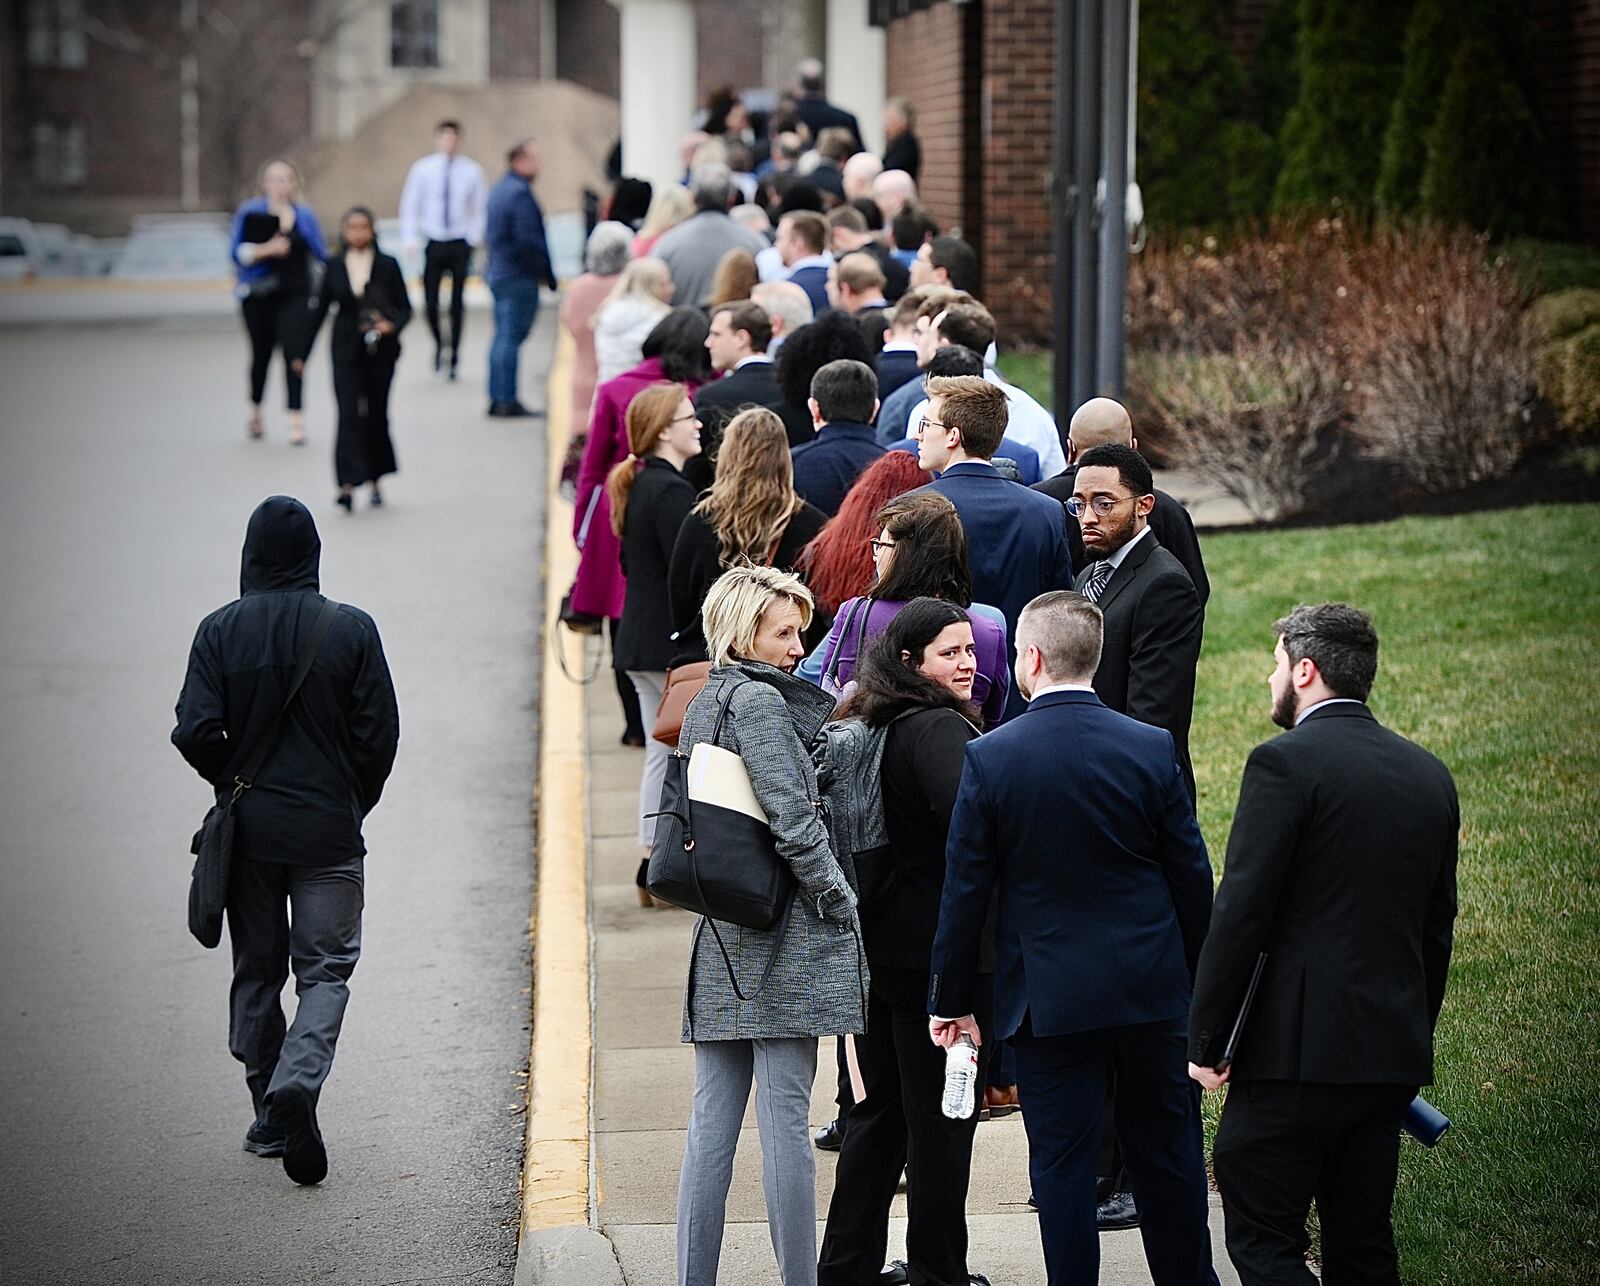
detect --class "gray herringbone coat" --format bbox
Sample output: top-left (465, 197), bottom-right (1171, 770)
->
top-left (677, 662), bottom-right (868, 1043)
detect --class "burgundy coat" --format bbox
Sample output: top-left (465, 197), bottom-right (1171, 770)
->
top-left (570, 357), bottom-right (701, 620)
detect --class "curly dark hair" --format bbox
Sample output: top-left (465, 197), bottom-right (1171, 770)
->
top-left (835, 597), bottom-right (980, 728)
top-left (641, 307), bottom-right (712, 383)
top-left (774, 310), bottom-right (874, 410)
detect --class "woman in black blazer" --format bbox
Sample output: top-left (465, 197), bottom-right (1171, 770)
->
top-left (817, 597), bottom-right (996, 1286)
top-left (605, 381), bottom-right (702, 904)
top-left (308, 206), bottom-right (412, 512)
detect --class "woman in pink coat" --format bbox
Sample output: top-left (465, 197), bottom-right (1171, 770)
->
top-left (558, 223), bottom-right (633, 492)
top-left (571, 308), bottom-right (710, 740)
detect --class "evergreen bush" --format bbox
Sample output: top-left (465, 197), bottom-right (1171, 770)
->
top-left (1272, 0), bottom-right (1411, 213)
top-left (1252, 0), bottom-right (1300, 139)
top-left (1419, 39), bottom-right (1554, 236)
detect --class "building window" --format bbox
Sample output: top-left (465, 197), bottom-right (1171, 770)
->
top-left (31, 119), bottom-right (87, 187)
top-left (391, 0), bottom-right (440, 69)
top-left (25, 0), bottom-right (88, 69)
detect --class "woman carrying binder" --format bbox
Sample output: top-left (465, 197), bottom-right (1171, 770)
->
top-left (307, 207), bottom-right (411, 512)
top-left (229, 159), bottom-right (328, 446)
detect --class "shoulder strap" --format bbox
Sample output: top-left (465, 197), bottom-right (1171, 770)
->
top-left (824, 598), bottom-right (870, 687)
top-left (233, 598), bottom-right (341, 795)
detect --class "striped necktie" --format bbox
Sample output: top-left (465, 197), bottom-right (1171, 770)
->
top-left (1080, 559), bottom-right (1116, 603)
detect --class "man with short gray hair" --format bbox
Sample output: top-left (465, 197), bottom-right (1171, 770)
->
top-left (929, 588), bottom-right (1218, 1286)
top-left (654, 163), bottom-right (768, 307)
top-left (789, 359), bottom-right (885, 516)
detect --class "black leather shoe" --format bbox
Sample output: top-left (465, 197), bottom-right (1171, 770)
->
top-left (813, 1119), bottom-right (845, 1151)
top-left (277, 1086), bottom-right (328, 1186)
top-left (879, 1263), bottom-right (909, 1285)
top-left (1096, 1190), bottom-right (1139, 1230)
top-left (488, 400), bottom-right (539, 418)
top-left (243, 1120), bottom-right (285, 1157)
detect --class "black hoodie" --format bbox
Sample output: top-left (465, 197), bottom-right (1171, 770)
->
top-left (173, 496), bottom-right (399, 865)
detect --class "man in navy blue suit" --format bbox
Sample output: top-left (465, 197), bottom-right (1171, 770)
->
top-left (929, 591), bottom-right (1219, 1286)
top-left (913, 375), bottom-right (1075, 718)
top-left (789, 358), bottom-right (885, 516)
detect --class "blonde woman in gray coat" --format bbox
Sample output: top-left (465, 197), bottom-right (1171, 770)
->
top-left (674, 564), bottom-right (867, 1286)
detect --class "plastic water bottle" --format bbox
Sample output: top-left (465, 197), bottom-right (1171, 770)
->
top-left (941, 1034), bottom-right (978, 1120)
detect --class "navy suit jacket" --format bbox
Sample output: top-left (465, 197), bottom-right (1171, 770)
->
top-left (788, 263), bottom-right (831, 317)
top-left (919, 462), bottom-right (1075, 717)
top-left (890, 435), bottom-right (1042, 485)
top-left (928, 689), bottom-right (1213, 1040)
top-left (790, 421), bottom-right (886, 517)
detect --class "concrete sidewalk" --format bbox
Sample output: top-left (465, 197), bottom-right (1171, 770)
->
top-left (583, 679), bottom-right (1241, 1285)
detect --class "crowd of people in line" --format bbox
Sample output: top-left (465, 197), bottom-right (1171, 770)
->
top-left (558, 61), bottom-right (1463, 1286)
top-left (193, 58), bottom-right (1464, 1286)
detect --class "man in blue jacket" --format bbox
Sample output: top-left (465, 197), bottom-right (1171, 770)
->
top-left (913, 375), bottom-right (1075, 719)
top-left (929, 591), bottom-right (1218, 1286)
top-left (789, 358), bottom-right (885, 516)
top-left (484, 140), bottom-right (557, 418)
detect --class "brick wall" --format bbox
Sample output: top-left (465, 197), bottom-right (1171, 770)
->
top-left (697, 0), bottom-right (767, 104)
top-left (489, 0), bottom-right (542, 79)
top-left (885, 2), bottom-right (975, 239)
top-left (556, 0), bottom-right (619, 99)
top-left (980, 0), bottom-right (1054, 344)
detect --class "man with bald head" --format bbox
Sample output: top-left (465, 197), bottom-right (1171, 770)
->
top-left (872, 169), bottom-right (918, 224)
top-left (1034, 398), bottom-right (1209, 607)
top-left (842, 151), bottom-right (882, 202)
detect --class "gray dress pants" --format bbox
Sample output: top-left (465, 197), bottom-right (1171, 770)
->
top-left (677, 1037), bottom-right (820, 1286)
top-left (225, 855), bottom-right (363, 1123)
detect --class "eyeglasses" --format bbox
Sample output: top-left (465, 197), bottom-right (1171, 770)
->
top-left (1066, 494), bottom-right (1138, 518)
top-left (670, 412), bottom-right (701, 425)
top-left (868, 539), bottom-right (895, 555)
top-left (922, 418), bottom-right (957, 436)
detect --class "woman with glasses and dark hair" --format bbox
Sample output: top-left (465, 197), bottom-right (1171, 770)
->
top-left (798, 491), bottom-right (1009, 727)
top-left (573, 307), bottom-right (712, 743)
top-left (817, 597), bottom-right (994, 1286)
top-left (306, 206), bottom-right (411, 512)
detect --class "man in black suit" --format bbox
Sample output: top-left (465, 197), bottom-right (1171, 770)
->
top-left (692, 300), bottom-right (811, 489)
top-left (1072, 443), bottom-right (1203, 801)
top-left (1034, 397), bottom-right (1209, 608)
top-left (930, 591), bottom-right (1219, 1286)
top-left (1189, 604), bottom-right (1458, 1286)
top-left (793, 57), bottom-right (863, 147)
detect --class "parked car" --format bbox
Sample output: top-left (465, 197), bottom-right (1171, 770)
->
top-left (112, 220), bottom-right (232, 280)
top-left (32, 223), bottom-right (81, 275)
top-left (0, 217), bottom-right (45, 280)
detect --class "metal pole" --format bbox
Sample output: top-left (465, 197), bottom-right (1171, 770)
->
top-left (1095, 0), bottom-right (1130, 395)
top-left (180, 0), bottom-right (200, 211)
top-left (1050, 0), bottom-right (1078, 435)
top-left (1069, 0), bottom-right (1102, 411)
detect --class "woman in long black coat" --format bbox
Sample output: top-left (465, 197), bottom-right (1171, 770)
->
top-left (308, 206), bottom-right (411, 512)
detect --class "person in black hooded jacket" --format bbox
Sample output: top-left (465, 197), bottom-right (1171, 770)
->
top-left (172, 495), bottom-right (399, 1187)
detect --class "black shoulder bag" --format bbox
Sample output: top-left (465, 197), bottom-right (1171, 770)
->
top-left (186, 598), bottom-right (341, 948)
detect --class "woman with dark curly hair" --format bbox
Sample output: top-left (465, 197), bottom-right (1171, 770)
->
top-left (772, 309), bottom-right (873, 444)
top-left (817, 597), bottom-right (994, 1286)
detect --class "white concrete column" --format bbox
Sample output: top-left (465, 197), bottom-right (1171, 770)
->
top-left (611, 0), bottom-right (696, 194)
top-left (825, 0), bottom-right (885, 154)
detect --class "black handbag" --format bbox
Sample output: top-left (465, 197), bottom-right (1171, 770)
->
top-left (186, 598), bottom-right (341, 948)
top-left (646, 676), bottom-right (797, 932)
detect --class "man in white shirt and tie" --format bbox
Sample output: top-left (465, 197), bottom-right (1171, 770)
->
top-left (399, 120), bottom-right (487, 380)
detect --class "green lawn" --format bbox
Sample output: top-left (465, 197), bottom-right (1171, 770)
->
top-left (1191, 504), bottom-right (1600, 1283)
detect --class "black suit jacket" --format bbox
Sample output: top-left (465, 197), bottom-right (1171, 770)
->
top-left (1079, 531), bottom-right (1203, 798)
top-left (309, 251), bottom-right (412, 362)
top-left (1188, 703), bottom-right (1459, 1085)
top-left (1035, 466), bottom-right (1210, 606)
top-left (613, 458), bottom-right (697, 672)
top-left (689, 359), bottom-right (813, 491)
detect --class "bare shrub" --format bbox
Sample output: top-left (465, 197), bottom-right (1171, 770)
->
top-left (1137, 336), bottom-right (1347, 521)
top-left (1325, 226), bottom-right (1539, 492)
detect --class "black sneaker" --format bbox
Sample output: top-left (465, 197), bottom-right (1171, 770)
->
top-left (243, 1120), bottom-right (285, 1158)
top-left (1096, 1190), bottom-right (1139, 1230)
top-left (813, 1119), bottom-right (845, 1151)
top-left (277, 1086), bottom-right (328, 1186)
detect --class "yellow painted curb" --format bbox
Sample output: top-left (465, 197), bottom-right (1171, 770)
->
top-left (520, 328), bottom-right (595, 1232)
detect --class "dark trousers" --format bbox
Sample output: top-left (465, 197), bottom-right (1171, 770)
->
top-left (1212, 1080), bottom-right (1415, 1286)
top-left (604, 618), bottom-right (645, 738)
top-left (241, 291), bottom-right (311, 410)
top-left (332, 350), bottom-right (399, 487)
top-left (226, 855), bottom-right (363, 1123)
top-left (1013, 1016), bottom-right (1218, 1286)
top-left (818, 966), bottom-right (994, 1286)
top-left (423, 238), bottom-right (471, 363)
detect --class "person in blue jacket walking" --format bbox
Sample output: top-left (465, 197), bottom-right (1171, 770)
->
top-left (229, 159), bottom-right (328, 445)
top-left (484, 140), bottom-right (558, 417)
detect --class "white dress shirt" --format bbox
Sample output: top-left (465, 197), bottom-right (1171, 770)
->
top-left (1294, 697), bottom-right (1364, 725)
top-left (1028, 681), bottom-right (1098, 701)
top-left (1100, 523), bottom-right (1152, 572)
top-left (755, 244), bottom-right (786, 283)
top-left (399, 150), bottom-right (488, 248)
top-left (907, 368), bottom-right (1068, 476)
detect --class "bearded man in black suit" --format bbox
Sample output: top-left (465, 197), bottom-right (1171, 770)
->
top-left (1189, 603), bottom-right (1458, 1286)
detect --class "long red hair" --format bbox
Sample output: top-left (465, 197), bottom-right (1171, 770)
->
top-left (798, 451), bottom-right (931, 615)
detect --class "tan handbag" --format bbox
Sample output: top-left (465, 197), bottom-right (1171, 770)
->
top-left (650, 660), bottom-right (713, 747)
